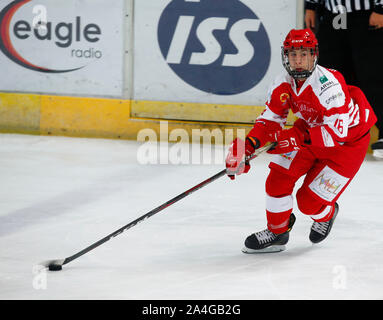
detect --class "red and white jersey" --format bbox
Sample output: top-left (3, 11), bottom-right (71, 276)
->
top-left (251, 65), bottom-right (376, 148)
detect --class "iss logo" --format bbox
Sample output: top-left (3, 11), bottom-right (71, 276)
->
top-left (157, 0), bottom-right (271, 95)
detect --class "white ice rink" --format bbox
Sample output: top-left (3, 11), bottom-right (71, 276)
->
top-left (1, 133), bottom-right (383, 300)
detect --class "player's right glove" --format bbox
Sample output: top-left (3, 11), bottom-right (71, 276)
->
top-left (225, 137), bottom-right (260, 180)
top-left (268, 119), bottom-right (310, 154)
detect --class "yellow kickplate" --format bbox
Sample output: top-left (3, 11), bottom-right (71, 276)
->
top-left (40, 96), bottom-right (131, 138)
top-left (0, 93), bottom-right (41, 134)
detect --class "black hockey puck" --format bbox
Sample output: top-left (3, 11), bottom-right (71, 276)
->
top-left (48, 264), bottom-right (62, 271)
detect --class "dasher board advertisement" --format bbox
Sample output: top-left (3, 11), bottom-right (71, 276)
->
top-left (0, 0), bottom-right (125, 98)
top-left (134, 0), bottom-right (300, 105)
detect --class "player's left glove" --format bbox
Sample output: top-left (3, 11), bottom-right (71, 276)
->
top-left (268, 126), bottom-right (309, 154)
top-left (225, 137), bottom-right (259, 180)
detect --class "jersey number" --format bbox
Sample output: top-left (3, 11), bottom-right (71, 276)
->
top-left (334, 119), bottom-right (344, 135)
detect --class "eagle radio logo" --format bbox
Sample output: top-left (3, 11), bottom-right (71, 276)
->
top-left (158, 0), bottom-right (271, 95)
top-left (0, 0), bottom-right (102, 73)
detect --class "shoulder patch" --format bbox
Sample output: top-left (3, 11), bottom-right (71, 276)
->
top-left (311, 67), bottom-right (346, 109)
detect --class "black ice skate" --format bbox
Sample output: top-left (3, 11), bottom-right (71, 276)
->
top-left (242, 213), bottom-right (296, 253)
top-left (309, 203), bottom-right (339, 244)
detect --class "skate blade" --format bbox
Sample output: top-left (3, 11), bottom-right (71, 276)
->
top-left (242, 245), bottom-right (286, 254)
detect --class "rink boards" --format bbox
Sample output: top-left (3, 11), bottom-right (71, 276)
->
top-left (0, 91), bottom-right (268, 142)
top-left (0, 91), bottom-right (377, 148)
top-left (0, 0), bottom-right (377, 147)
top-left (0, 0), bottom-right (304, 143)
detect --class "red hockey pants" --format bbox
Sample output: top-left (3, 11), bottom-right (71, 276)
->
top-left (264, 132), bottom-right (370, 234)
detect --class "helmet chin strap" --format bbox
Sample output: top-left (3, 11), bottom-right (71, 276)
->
top-left (290, 70), bottom-right (312, 80)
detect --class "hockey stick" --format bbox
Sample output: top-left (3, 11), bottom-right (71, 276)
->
top-left (40, 142), bottom-right (276, 271)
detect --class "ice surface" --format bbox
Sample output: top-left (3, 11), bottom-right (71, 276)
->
top-left (0, 133), bottom-right (382, 300)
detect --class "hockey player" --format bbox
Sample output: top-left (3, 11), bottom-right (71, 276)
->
top-left (225, 29), bottom-right (376, 253)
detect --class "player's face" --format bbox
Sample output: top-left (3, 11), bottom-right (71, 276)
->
top-left (288, 48), bottom-right (315, 73)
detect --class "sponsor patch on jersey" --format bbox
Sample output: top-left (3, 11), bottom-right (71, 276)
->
top-left (319, 81), bottom-right (339, 96)
top-left (321, 127), bottom-right (335, 147)
top-left (280, 92), bottom-right (290, 105)
top-left (271, 151), bottom-right (297, 169)
top-left (325, 92), bottom-right (344, 105)
top-left (319, 75), bottom-right (328, 84)
top-left (309, 166), bottom-right (349, 201)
